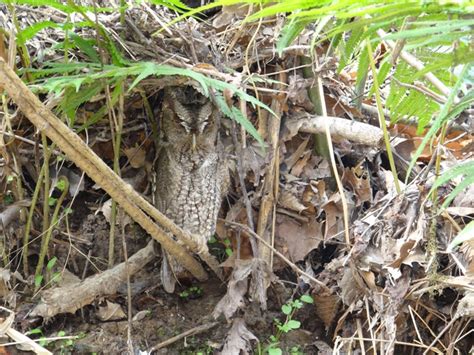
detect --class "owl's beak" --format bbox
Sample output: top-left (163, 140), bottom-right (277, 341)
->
top-left (192, 133), bottom-right (197, 152)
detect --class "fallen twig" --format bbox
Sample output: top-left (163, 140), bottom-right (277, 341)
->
top-left (148, 321), bottom-right (219, 352)
top-left (288, 113), bottom-right (384, 147)
top-left (31, 241), bottom-right (155, 318)
top-left (257, 66), bottom-right (286, 272)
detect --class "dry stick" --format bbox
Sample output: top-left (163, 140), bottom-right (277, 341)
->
top-left (422, 316), bottom-right (459, 355)
top-left (0, 58), bottom-right (208, 282)
top-left (256, 66), bottom-right (286, 271)
top-left (31, 241), bottom-right (156, 318)
top-left (366, 38), bottom-right (401, 197)
top-left (105, 80), bottom-right (124, 268)
top-left (230, 119), bottom-right (257, 257)
top-left (148, 322), bottom-right (219, 352)
top-left (309, 54), bottom-right (351, 247)
top-left (121, 222), bottom-right (134, 354)
top-left (293, 113), bottom-right (384, 147)
top-left (224, 220), bottom-right (330, 292)
top-left (393, 77), bottom-right (447, 104)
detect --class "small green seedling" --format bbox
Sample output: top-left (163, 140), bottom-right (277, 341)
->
top-left (265, 294), bottom-right (313, 355)
top-left (179, 286), bottom-right (203, 300)
top-left (223, 238), bottom-right (233, 256)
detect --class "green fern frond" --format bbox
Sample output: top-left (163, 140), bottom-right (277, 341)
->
top-left (430, 160), bottom-right (474, 209)
top-left (406, 63), bottom-right (470, 181)
top-left (30, 61), bottom-right (272, 144)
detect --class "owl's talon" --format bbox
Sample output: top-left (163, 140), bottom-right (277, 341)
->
top-left (196, 243), bottom-right (209, 255)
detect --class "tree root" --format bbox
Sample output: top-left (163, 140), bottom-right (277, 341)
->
top-left (31, 241), bottom-right (155, 318)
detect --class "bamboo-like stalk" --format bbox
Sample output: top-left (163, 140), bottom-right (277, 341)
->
top-left (23, 164), bottom-right (46, 275)
top-left (301, 55), bottom-right (331, 162)
top-left (34, 176), bottom-right (69, 291)
top-left (366, 39), bottom-right (401, 195)
top-left (41, 133), bottom-right (51, 236)
top-left (106, 82), bottom-right (124, 268)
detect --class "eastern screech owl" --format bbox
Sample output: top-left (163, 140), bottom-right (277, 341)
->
top-left (154, 85), bottom-right (228, 293)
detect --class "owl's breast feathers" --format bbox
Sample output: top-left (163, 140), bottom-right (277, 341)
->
top-left (155, 147), bottom-right (226, 238)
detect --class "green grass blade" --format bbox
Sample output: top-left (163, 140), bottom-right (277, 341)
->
top-left (405, 64), bottom-right (471, 182)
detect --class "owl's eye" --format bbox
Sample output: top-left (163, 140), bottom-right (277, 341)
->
top-left (178, 119), bottom-right (192, 133)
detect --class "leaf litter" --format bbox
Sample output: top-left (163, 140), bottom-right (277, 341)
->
top-left (0, 2), bottom-right (472, 354)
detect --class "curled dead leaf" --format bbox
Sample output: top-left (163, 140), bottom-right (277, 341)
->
top-left (279, 190), bottom-right (307, 213)
top-left (313, 291), bottom-right (340, 329)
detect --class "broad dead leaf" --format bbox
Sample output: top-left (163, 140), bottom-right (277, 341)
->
top-left (342, 166), bottom-right (372, 206)
top-left (454, 292), bottom-right (474, 318)
top-left (123, 145), bottom-right (146, 168)
top-left (219, 318), bottom-right (258, 355)
top-left (97, 300), bottom-right (126, 321)
top-left (275, 215), bottom-right (322, 262)
top-left (214, 259), bottom-right (271, 320)
top-left (0, 201), bottom-right (30, 229)
top-left (213, 259), bottom-right (253, 320)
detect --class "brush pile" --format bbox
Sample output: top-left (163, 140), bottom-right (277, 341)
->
top-left (0, 2), bottom-right (472, 354)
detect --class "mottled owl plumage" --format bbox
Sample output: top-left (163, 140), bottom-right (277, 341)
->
top-left (154, 85), bottom-right (228, 293)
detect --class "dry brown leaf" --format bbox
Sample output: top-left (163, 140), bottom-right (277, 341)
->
top-left (461, 239), bottom-right (474, 276)
top-left (301, 180), bottom-right (327, 216)
top-left (0, 268), bottom-right (12, 301)
top-left (453, 184), bottom-right (474, 208)
top-left (241, 144), bottom-right (268, 186)
top-left (213, 259), bottom-right (252, 320)
top-left (287, 75), bottom-right (314, 111)
top-left (275, 215), bottom-right (322, 262)
top-left (278, 190), bottom-right (307, 213)
top-left (214, 259), bottom-right (271, 320)
top-left (454, 292), bottom-right (474, 318)
top-left (51, 165), bottom-right (85, 195)
top-left (342, 167), bottom-right (372, 206)
top-left (99, 198), bottom-right (132, 227)
top-left (285, 138), bottom-right (309, 171)
top-left (97, 300), bottom-right (126, 321)
top-left (446, 207), bottom-right (474, 217)
top-left (212, 5), bottom-right (250, 28)
top-left (339, 267), bottom-right (364, 307)
top-left (291, 151), bottom-right (312, 177)
top-left (322, 193), bottom-right (347, 240)
top-left (391, 124), bottom-right (474, 160)
top-left (313, 291), bottom-right (340, 328)
top-left (123, 145), bottom-right (146, 168)
top-left (219, 318), bottom-right (258, 355)
top-left (0, 201), bottom-right (30, 229)
top-left (387, 211), bottom-right (426, 269)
